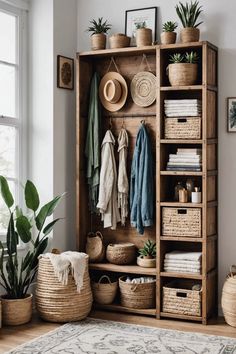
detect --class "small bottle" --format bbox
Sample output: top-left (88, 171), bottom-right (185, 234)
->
top-left (186, 178), bottom-right (194, 202)
top-left (174, 181), bottom-right (184, 201)
top-left (191, 187), bottom-right (201, 203)
top-left (179, 188), bottom-right (188, 203)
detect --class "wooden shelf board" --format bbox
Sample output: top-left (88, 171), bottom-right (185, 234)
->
top-left (78, 45), bottom-right (156, 58)
top-left (160, 312), bottom-right (202, 322)
top-left (160, 236), bottom-right (202, 242)
top-left (89, 263), bottom-right (156, 275)
top-left (160, 171), bottom-right (203, 176)
top-left (160, 139), bottom-right (203, 144)
top-left (160, 272), bottom-right (202, 280)
top-left (159, 41), bottom-right (206, 50)
top-left (161, 85), bottom-right (203, 91)
top-left (94, 303), bottom-right (156, 316)
top-left (160, 202), bottom-right (203, 208)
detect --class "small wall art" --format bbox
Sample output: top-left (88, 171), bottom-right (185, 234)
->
top-left (57, 55), bottom-right (74, 90)
top-left (125, 7), bottom-right (157, 46)
top-left (227, 97), bottom-right (236, 132)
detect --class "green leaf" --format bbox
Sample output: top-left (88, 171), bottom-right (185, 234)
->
top-left (25, 180), bottom-right (40, 212)
top-left (31, 238), bottom-right (48, 269)
top-left (21, 251), bottom-right (34, 271)
top-left (43, 218), bottom-right (62, 236)
top-left (0, 176), bottom-right (14, 209)
top-left (16, 215), bottom-right (32, 243)
top-left (15, 206), bottom-right (23, 218)
top-left (7, 213), bottom-right (17, 254)
top-left (35, 194), bottom-right (64, 231)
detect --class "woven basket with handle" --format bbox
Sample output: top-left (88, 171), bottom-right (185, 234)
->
top-left (86, 231), bottom-right (105, 263)
top-left (106, 243), bottom-right (136, 265)
top-left (222, 265), bottom-right (236, 327)
top-left (92, 275), bottom-right (118, 305)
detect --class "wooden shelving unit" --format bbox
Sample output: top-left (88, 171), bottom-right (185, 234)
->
top-left (76, 41), bottom-right (218, 325)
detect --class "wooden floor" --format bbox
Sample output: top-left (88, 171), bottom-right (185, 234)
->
top-left (1, 311), bottom-right (236, 353)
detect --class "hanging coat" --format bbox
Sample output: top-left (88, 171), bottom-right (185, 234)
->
top-left (117, 128), bottom-right (129, 225)
top-left (85, 72), bottom-right (101, 213)
top-left (130, 124), bottom-right (154, 235)
top-left (97, 130), bottom-right (121, 230)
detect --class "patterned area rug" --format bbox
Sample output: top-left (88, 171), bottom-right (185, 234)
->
top-left (6, 318), bottom-right (236, 354)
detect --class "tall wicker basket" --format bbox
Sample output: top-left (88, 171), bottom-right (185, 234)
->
top-left (222, 266), bottom-right (236, 327)
top-left (35, 255), bottom-right (92, 323)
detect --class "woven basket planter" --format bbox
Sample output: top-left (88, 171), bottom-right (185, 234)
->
top-left (86, 231), bottom-right (105, 263)
top-left (109, 34), bottom-right (130, 49)
top-left (163, 281), bottom-right (201, 316)
top-left (119, 276), bottom-right (156, 309)
top-left (136, 28), bottom-right (152, 47)
top-left (165, 117), bottom-right (201, 139)
top-left (36, 256), bottom-right (92, 323)
top-left (92, 275), bottom-right (118, 305)
top-left (91, 33), bottom-right (106, 50)
top-left (180, 28), bottom-right (200, 43)
top-left (162, 207), bottom-right (201, 237)
top-left (106, 243), bottom-right (136, 265)
top-left (161, 32), bottom-right (177, 45)
top-left (167, 63), bottom-right (198, 86)
top-left (1, 294), bottom-right (32, 326)
top-left (222, 266), bottom-right (236, 327)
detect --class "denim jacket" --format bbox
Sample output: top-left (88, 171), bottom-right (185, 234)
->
top-left (130, 124), bottom-right (154, 235)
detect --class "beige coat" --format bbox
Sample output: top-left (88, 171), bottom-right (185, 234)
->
top-left (97, 130), bottom-right (120, 230)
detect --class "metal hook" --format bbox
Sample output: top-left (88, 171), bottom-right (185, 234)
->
top-left (140, 119), bottom-right (145, 125)
top-left (121, 117), bottom-right (125, 129)
top-left (109, 117), bottom-right (112, 129)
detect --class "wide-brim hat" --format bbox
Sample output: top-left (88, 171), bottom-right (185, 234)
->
top-left (99, 72), bottom-right (128, 112)
top-left (130, 71), bottom-right (156, 107)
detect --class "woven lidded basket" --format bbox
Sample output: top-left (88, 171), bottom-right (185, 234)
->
top-left (119, 276), bottom-right (156, 309)
top-left (35, 255), bottom-right (92, 323)
top-left (86, 231), bottom-right (105, 263)
top-left (163, 280), bottom-right (202, 316)
top-left (109, 34), bottom-right (130, 49)
top-left (106, 243), bottom-right (136, 265)
top-left (222, 265), bottom-right (236, 327)
top-left (165, 117), bottom-right (201, 140)
top-left (92, 275), bottom-right (118, 305)
top-left (162, 207), bottom-right (201, 237)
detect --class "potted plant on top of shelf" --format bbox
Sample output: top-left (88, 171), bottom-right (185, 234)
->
top-left (176, 0), bottom-right (203, 43)
top-left (135, 21), bottom-right (152, 47)
top-left (87, 17), bottom-right (111, 50)
top-left (137, 240), bottom-right (156, 268)
top-left (161, 21), bottom-right (178, 45)
top-left (167, 51), bottom-right (199, 86)
top-left (0, 176), bottom-right (64, 325)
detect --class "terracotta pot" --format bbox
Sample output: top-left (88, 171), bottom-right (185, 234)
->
top-left (136, 28), bottom-right (152, 47)
top-left (167, 63), bottom-right (198, 86)
top-left (161, 32), bottom-right (177, 45)
top-left (1, 294), bottom-right (33, 325)
top-left (109, 34), bottom-right (130, 49)
top-left (91, 33), bottom-right (106, 50)
top-left (180, 27), bottom-right (200, 43)
top-left (137, 256), bottom-right (156, 268)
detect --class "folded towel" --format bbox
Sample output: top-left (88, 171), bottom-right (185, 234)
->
top-left (40, 251), bottom-right (87, 293)
top-left (164, 267), bottom-right (201, 274)
top-left (164, 265), bottom-right (201, 271)
top-left (165, 251), bottom-right (202, 261)
top-left (164, 260), bottom-right (201, 267)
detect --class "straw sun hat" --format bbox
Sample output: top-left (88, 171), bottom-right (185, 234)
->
top-left (130, 71), bottom-right (156, 107)
top-left (99, 72), bottom-right (128, 112)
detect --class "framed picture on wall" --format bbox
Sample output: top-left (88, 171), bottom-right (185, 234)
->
top-left (57, 55), bottom-right (74, 90)
top-left (227, 97), bottom-right (236, 132)
top-left (125, 7), bottom-right (157, 46)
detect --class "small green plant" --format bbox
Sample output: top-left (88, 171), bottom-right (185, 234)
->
top-left (87, 17), bottom-right (111, 35)
top-left (135, 21), bottom-right (147, 29)
top-left (185, 51), bottom-right (198, 63)
top-left (162, 21), bottom-right (178, 32)
top-left (169, 53), bottom-right (185, 63)
top-left (0, 176), bottom-right (64, 299)
top-left (176, 1), bottom-right (203, 28)
top-left (138, 240), bottom-right (156, 259)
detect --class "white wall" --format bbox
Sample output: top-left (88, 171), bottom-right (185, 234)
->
top-left (77, 0), bottom-right (236, 303)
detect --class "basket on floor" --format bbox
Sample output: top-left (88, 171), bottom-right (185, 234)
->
top-left (222, 265), bottom-right (236, 327)
top-left (119, 276), bottom-right (156, 309)
top-left (35, 255), bottom-right (92, 323)
top-left (163, 280), bottom-right (202, 317)
top-left (92, 275), bottom-right (118, 305)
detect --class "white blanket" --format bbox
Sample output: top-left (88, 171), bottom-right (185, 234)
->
top-left (165, 251), bottom-right (202, 261)
top-left (40, 251), bottom-right (87, 293)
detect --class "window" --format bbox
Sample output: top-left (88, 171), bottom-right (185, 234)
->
top-left (0, 1), bottom-right (27, 242)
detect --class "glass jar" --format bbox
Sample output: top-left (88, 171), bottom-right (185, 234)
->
top-left (174, 181), bottom-right (184, 201)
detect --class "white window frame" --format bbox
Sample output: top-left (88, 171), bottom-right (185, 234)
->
top-left (0, 1), bottom-right (28, 243)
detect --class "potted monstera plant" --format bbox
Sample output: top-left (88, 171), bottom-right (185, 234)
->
top-left (0, 176), bottom-right (63, 325)
top-left (137, 240), bottom-right (156, 268)
top-left (87, 17), bottom-right (111, 50)
top-left (176, 0), bottom-right (203, 43)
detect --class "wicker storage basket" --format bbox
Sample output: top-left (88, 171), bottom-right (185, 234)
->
top-left (109, 34), bottom-right (130, 49)
top-left (222, 266), bottom-right (236, 327)
top-left (86, 231), bottom-right (105, 263)
top-left (162, 207), bottom-right (201, 237)
top-left (165, 117), bottom-right (201, 139)
top-left (167, 63), bottom-right (198, 86)
top-left (119, 276), bottom-right (156, 309)
top-left (92, 275), bottom-right (118, 305)
top-left (106, 243), bottom-right (136, 265)
top-left (1, 294), bottom-right (33, 326)
top-left (163, 281), bottom-right (202, 316)
top-left (36, 256), bottom-right (92, 323)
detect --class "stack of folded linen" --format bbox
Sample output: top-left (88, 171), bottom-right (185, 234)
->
top-left (166, 148), bottom-right (202, 171)
top-left (164, 251), bottom-right (202, 274)
top-left (164, 99), bottom-right (202, 117)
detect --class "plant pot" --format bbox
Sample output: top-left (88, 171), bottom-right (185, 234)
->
top-left (109, 34), bottom-right (130, 49)
top-left (137, 256), bottom-right (156, 268)
top-left (161, 32), bottom-right (177, 45)
top-left (167, 63), bottom-right (198, 86)
top-left (91, 33), bottom-right (106, 50)
top-left (180, 27), bottom-right (200, 43)
top-left (1, 294), bottom-right (33, 325)
top-left (136, 28), bottom-right (152, 47)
